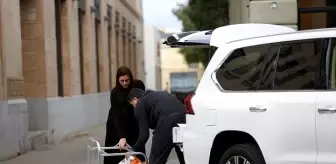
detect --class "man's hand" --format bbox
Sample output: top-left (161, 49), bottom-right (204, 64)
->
top-left (118, 138), bottom-right (127, 150)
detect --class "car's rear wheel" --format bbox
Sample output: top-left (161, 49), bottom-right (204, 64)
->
top-left (218, 144), bottom-right (265, 164)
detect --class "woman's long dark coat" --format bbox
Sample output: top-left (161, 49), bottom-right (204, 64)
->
top-left (104, 87), bottom-right (140, 164)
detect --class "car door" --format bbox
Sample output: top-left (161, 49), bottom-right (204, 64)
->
top-left (213, 40), bottom-right (318, 164)
top-left (254, 40), bottom-right (320, 164)
top-left (214, 39), bottom-right (317, 164)
top-left (316, 38), bottom-right (336, 164)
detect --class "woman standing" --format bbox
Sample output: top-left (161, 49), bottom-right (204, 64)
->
top-left (104, 66), bottom-right (145, 164)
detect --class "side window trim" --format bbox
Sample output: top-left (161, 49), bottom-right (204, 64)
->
top-left (211, 48), bottom-right (234, 92)
top-left (327, 38), bottom-right (336, 90)
top-left (317, 38), bottom-right (330, 89)
top-left (325, 38), bottom-right (332, 89)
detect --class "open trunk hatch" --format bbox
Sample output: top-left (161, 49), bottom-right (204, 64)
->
top-left (163, 30), bottom-right (212, 48)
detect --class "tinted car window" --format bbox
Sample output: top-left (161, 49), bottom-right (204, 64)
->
top-left (273, 39), bottom-right (325, 90)
top-left (258, 45), bottom-right (280, 90)
top-left (216, 44), bottom-right (270, 91)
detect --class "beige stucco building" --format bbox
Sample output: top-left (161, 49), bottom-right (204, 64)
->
top-left (0, 0), bottom-right (144, 160)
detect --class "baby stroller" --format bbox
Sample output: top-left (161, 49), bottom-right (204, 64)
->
top-left (87, 138), bottom-right (148, 164)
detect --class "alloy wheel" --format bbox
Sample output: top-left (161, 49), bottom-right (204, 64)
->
top-left (225, 156), bottom-right (251, 164)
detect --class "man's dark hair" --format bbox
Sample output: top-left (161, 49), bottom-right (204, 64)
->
top-left (127, 88), bottom-right (145, 101)
top-left (133, 79), bottom-right (145, 91)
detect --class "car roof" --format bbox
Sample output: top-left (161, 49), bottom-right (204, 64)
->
top-left (225, 27), bottom-right (336, 48)
top-left (210, 23), bottom-right (297, 47)
top-left (162, 24), bottom-right (336, 48)
top-left (162, 23), bottom-right (297, 48)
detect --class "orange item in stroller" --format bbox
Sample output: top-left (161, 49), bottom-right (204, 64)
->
top-left (130, 156), bottom-right (142, 164)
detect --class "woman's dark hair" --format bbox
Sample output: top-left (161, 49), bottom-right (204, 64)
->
top-left (115, 66), bottom-right (134, 91)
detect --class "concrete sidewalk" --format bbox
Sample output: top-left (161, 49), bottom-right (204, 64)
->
top-left (0, 124), bottom-right (179, 164)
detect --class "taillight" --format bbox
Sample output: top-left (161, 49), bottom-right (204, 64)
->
top-left (184, 93), bottom-right (195, 115)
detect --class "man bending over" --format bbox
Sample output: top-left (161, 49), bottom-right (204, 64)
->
top-left (127, 88), bottom-right (186, 164)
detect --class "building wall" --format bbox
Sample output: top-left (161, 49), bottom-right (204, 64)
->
top-left (230, 0), bottom-right (336, 32)
top-left (0, 0), bottom-right (30, 159)
top-left (0, 0), bottom-right (144, 160)
top-left (144, 24), bottom-right (161, 90)
top-left (229, 0), bottom-right (298, 30)
top-left (229, 0), bottom-right (250, 24)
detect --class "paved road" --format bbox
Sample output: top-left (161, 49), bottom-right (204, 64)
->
top-left (1, 124), bottom-right (179, 164)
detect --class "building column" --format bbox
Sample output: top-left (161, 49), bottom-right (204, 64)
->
top-left (125, 35), bottom-right (129, 69)
top-left (95, 19), bottom-right (101, 92)
top-left (111, 30), bottom-right (118, 87)
top-left (121, 17), bottom-right (126, 67)
top-left (1, 0), bottom-right (24, 100)
top-left (132, 25), bottom-right (137, 77)
top-left (122, 19), bottom-right (129, 69)
top-left (128, 22), bottom-right (133, 74)
top-left (0, 5), bottom-right (5, 101)
top-left (60, 0), bottom-right (72, 96)
top-left (97, 1), bottom-right (109, 92)
top-left (106, 5), bottom-right (116, 89)
top-left (128, 40), bottom-right (133, 73)
top-left (54, 0), bottom-right (82, 96)
top-left (117, 15), bottom-right (124, 67)
top-left (68, 0), bottom-right (81, 95)
top-left (82, 0), bottom-right (97, 93)
top-left (20, 0), bottom-right (58, 98)
top-left (122, 32), bottom-right (126, 67)
top-left (115, 30), bottom-right (121, 68)
top-left (111, 10), bottom-right (118, 88)
top-left (109, 26), bottom-right (116, 88)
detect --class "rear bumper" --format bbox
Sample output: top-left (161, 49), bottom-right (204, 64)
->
top-left (173, 124), bottom-right (214, 164)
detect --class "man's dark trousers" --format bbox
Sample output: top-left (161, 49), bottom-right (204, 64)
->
top-left (149, 113), bottom-right (186, 164)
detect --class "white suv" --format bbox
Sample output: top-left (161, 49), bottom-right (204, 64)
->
top-left (166, 24), bottom-right (336, 164)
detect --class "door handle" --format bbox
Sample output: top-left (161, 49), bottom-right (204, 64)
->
top-left (249, 106), bottom-right (267, 112)
top-left (318, 107), bottom-right (336, 114)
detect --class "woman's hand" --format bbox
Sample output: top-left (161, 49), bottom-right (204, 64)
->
top-left (118, 138), bottom-right (127, 150)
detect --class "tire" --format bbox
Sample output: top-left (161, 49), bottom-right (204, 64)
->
top-left (218, 144), bottom-right (265, 164)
